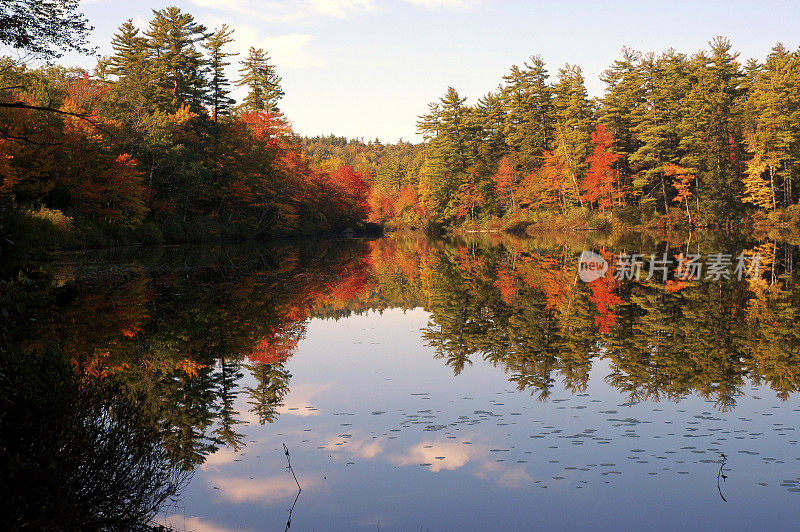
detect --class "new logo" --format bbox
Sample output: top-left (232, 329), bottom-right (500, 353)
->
top-left (578, 251), bottom-right (608, 283)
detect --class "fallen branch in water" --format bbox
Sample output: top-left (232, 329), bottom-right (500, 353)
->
top-left (716, 453), bottom-right (728, 503)
top-left (283, 443), bottom-right (301, 491)
top-left (283, 443), bottom-right (302, 532)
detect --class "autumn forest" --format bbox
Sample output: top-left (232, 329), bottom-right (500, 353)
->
top-left (2, 5), bottom-right (800, 272)
top-left (3, 2), bottom-right (800, 530)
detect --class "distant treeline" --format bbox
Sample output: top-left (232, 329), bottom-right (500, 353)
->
top-left (321, 38), bottom-right (800, 233)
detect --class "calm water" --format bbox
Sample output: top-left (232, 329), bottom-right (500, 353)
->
top-left (4, 234), bottom-right (800, 530)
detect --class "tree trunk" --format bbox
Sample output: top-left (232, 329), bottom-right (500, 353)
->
top-left (770, 165), bottom-right (777, 210)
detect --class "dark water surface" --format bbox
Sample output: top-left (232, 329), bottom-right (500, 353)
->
top-left (3, 233), bottom-right (800, 530)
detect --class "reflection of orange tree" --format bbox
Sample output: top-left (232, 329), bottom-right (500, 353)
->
top-left (248, 321), bottom-right (307, 365)
top-left (587, 251), bottom-right (623, 333)
top-left (368, 236), bottom-right (799, 409)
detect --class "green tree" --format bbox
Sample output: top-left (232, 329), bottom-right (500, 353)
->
top-left (629, 50), bottom-right (691, 215)
top-left (145, 7), bottom-right (209, 113)
top-left (553, 64), bottom-right (593, 208)
top-left (105, 20), bottom-right (152, 117)
top-left (599, 47), bottom-right (643, 198)
top-left (501, 55), bottom-right (555, 172)
top-left (237, 47), bottom-right (284, 113)
top-left (680, 37), bottom-right (744, 223)
top-left (742, 43), bottom-right (800, 210)
top-left (0, 0), bottom-right (93, 59)
top-left (204, 24), bottom-right (237, 122)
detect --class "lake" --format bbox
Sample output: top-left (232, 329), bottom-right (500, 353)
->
top-left (3, 233), bottom-right (800, 530)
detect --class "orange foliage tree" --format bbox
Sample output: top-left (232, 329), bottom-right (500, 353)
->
top-left (582, 124), bottom-right (622, 211)
top-left (492, 156), bottom-right (518, 214)
top-left (663, 163), bottom-right (696, 224)
top-left (519, 150), bottom-right (565, 212)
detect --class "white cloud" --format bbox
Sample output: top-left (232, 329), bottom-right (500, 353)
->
top-left (211, 474), bottom-right (316, 504)
top-left (188, 0), bottom-right (262, 17)
top-left (200, 447), bottom-right (243, 470)
top-left (277, 382), bottom-right (332, 414)
top-left (323, 435), bottom-right (385, 458)
top-left (309, 0), bottom-right (376, 17)
top-left (476, 460), bottom-right (534, 488)
top-left (391, 440), bottom-right (486, 472)
top-left (217, 24), bottom-right (323, 70)
top-left (261, 33), bottom-right (324, 69)
top-left (189, 0), bottom-right (472, 22)
top-left (402, 0), bottom-right (477, 8)
top-left (189, 0), bottom-right (375, 21)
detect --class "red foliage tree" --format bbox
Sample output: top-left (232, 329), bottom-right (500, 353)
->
top-left (492, 156), bottom-right (518, 213)
top-left (582, 124), bottom-right (622, 211)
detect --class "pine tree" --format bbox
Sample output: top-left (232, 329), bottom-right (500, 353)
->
top-left (436, 86), bottom-right (472, 174)
top-left (599, 47), bottom-right (643, 197)
top-left (417, 87), bottom-right (479, 220)
top-left (501, 55), bottom-right (554, 172)
top-left (553, 64), bottom-right (593, 208)
top-left (204, 24), bottom-right (237, 122)
top-left (237, 47), bottom-right (284, 113)
top-left (629, 50), bottom-right (690, 214)
top-left (742, 43), bottom-right (800, 209)
top-left (106, 19), bottom-right (152, 116)
top-left (474, 91), bottom-right (508, 165)
top-left (145, 7), bottom-right (209, 113)
top-left (680, 37), bottom-right (744, 222)
top-left (108, 20), bottom-right (148, 79)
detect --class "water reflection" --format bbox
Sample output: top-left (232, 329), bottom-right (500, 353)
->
top-left (0, 350), bottom-right (187, 530)
top-left (2, 234), bottom-right (799, 528)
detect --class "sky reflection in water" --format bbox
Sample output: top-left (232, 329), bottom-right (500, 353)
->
top-left (155, 236), bottom-right (800, 531)
top-left (11, 234), bottom-right (800, 530)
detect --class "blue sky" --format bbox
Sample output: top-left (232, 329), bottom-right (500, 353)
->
top-left (68, 0), bottom-right (800, 142)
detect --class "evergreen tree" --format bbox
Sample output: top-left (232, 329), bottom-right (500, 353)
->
top-left (434, 86), bottom-right (473, 174)
top-left (417, 87), bottom-right (480, 220)
top-left (629, 50), bottom-right (690, 214)
top-left (501, 55), bottom-right (554, 172)
top-left (599, 47), bottom-right (643, 196)
top-left (553, 64), bottom-right (593, 208)
top-left (203, 24), bottom-right (237, 122)
top-left (106, 20), bottom-right (152, 116)
top-left (108, 20), bottom-right (148, 80)
top-left (145, 7), bottom-right (209, 113)
top-left (474, 91), bottom-right (508, 165)
top-left (680, 37), bottom-right (744, 222)
top-left (237, 47), bottom-right (284, 113)
top-left (742, 43), bottom-right (800, 210)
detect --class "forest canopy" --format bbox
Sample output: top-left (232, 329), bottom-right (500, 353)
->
top-left (1, 2), bottom-right (799, 271)
top-left (363, 39), bottom-right (800, 233)
top-left (0, 6), bottom-right (373, 267)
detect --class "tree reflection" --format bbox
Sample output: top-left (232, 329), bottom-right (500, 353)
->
top-left (0, 350), bottom-right (187, 530)
top-left (2, 233), bottom-right (799, 495)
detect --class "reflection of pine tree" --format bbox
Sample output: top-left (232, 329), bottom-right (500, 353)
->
top-left (245, 362), bottom-right (291, 425)
top-left (605, 273), bottom-right (748, 411)
top-left (159, 366), bottom-right (219, 470)
top-left (212, 356), bottom-right (244, 450)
